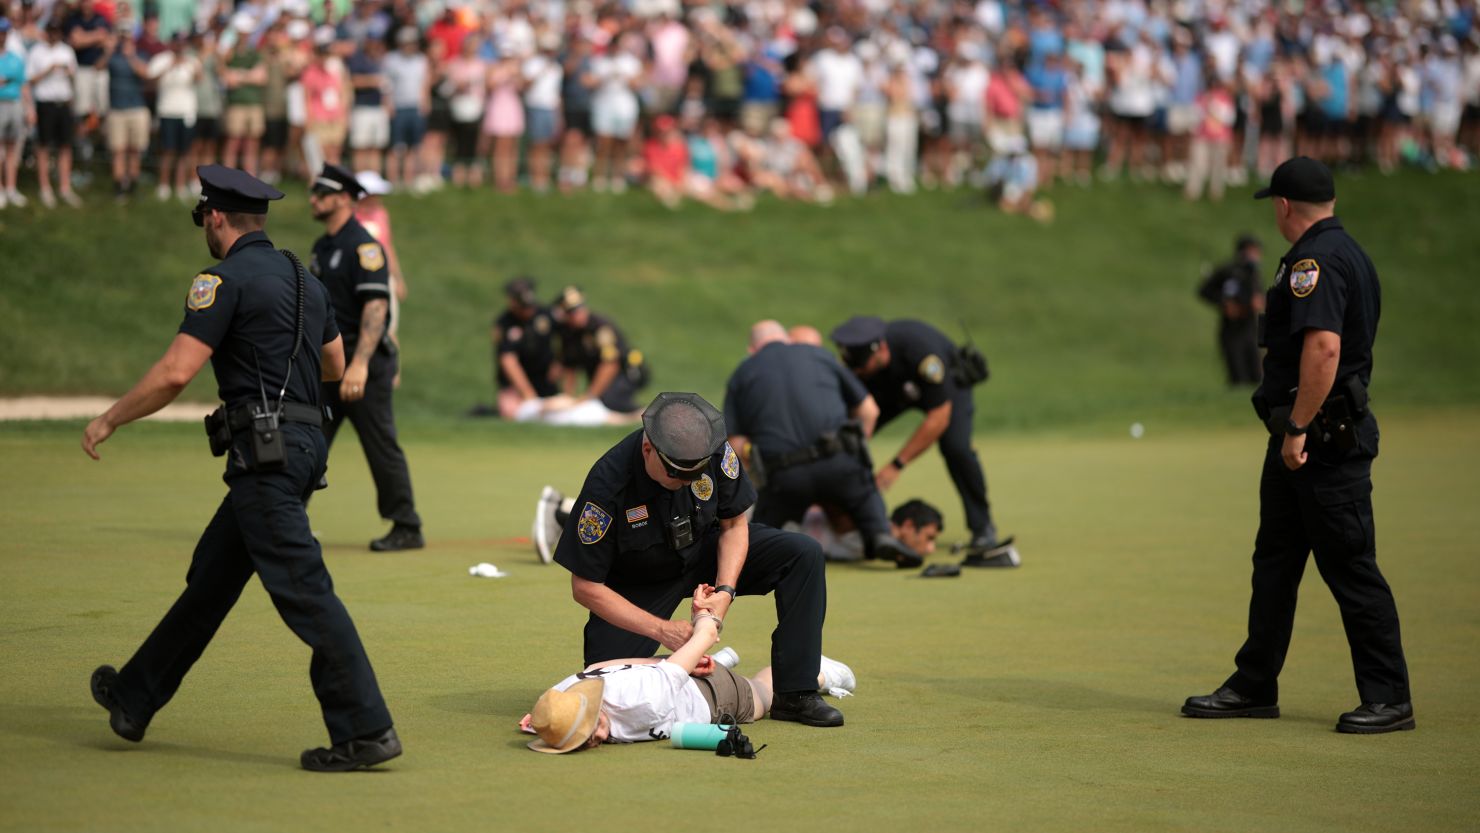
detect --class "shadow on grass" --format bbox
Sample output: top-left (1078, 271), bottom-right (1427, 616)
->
top-left (1, 705), bottom-right (301, 769)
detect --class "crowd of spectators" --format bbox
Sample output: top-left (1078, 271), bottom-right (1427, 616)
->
top-left (1, 0), bottom-right (1477, 211)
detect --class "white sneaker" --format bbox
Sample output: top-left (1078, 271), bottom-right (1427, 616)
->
top-left (6, 189), bottom-right (26, 207)
top-left (156, 184), bottom-right (172, 201)
top-left (712, 647), bottom-right (740, 669)
top-left (818, 655), bottom-right (855, 697)
top-left (60, 190), bottom-right (82, 208)
top-left (532, 486), bottom-right (563, 564)
top-left (39, 190), bottom-right (56, 208)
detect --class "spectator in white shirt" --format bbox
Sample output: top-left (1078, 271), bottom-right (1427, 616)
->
top-left (589, 32), bottom-right (645, 193)
top-left (28, 21), bottom-right (81, 208)
top-left (522, 31), bottom-right (563, 193)
top-left (808, 27), bottom-right (862, 143)
top-left (148, 34), bottom-right (201, 200)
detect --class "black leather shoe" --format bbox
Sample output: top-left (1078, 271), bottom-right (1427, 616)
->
top-left (301, 727), bottom-right (403, 772)
top-left (769, 692), bottom-right (844, 727)
top-left (1181, 686), bottom-right (1280, 718)
top-left (961, 537), bottom-right (1020, 568)
top-left (870, 533), bottom-right (923, 569)
top-left (1336, 702), bottom-right (1415, 734)
top-left (90, 665), bottom-right (147, 742)
top-left (370, 526), bottom-right (424, 552)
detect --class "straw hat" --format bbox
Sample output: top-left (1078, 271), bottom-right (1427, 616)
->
top-left (527, 678), bottom-right (605, 754)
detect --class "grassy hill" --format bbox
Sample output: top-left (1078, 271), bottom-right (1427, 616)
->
top-left (2, 170), bottom-right (1477, 433)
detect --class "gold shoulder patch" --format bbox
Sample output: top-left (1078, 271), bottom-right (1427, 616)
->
top-left (187, 274), bottom-right (223, 311)
top-left (357, 242), bottom-right (386, 272)
top-left (1289, 258), bottom-right (1320, 298)
top-left (918, 354), bottom-right (946, 384)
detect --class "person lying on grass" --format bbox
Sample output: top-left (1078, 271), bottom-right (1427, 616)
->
top-left (522, 583), bottom-right (854, 753)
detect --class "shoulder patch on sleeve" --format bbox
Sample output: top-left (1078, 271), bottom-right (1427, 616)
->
top-left (1289, 258), bottom-right (1320, 298)
top-left (577, 501), bottom-right (613, 544)
top-left (918, 354), bottom-right (946, 384)
top-left (357, 242), bottom-right (385, 272)
top-left (187, 273), bottom-right (223, 311)
top-left (721, 442), bottom-right (740, 480)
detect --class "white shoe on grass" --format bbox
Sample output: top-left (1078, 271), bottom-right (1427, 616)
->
top-left (532, 486), bottom-right (562, 564)
top-left (819, 655), bottom-right (855, 698)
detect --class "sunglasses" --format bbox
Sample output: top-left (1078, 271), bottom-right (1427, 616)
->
top-left (656, 448), bottom-right (710, 482)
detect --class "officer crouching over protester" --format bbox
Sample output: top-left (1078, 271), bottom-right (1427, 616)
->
top-left (81, 165), bottom-right (401, 771)
top-left (554, 392), bottom-right (844, 727)
top-left (310, 164), bottom-right (424, 552)
top-left (830, 316), bottom-right (1018, 567)
top-left (1183, 156), bottom-right (1414, 734)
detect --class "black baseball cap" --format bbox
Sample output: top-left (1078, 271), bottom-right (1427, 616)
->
top-left (642, 393), bottom-right (725, 482)
top-left (1253, 156), bottom-right (1335, 202)
top-left (504, 276), bottom-right (538, 305)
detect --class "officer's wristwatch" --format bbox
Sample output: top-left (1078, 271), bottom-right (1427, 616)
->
top-left (1284, 418), bottom-right (1309, 437)
top-left (714, 585), bottom-right (737, 600)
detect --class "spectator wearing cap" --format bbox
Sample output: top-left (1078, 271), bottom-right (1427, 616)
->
top-left (27, 20), bottom-right (80, 208)
top-left (0, 18), bottom-right (28, 209)
top-left (308, 163), bottom-right (424, 552)
top-left (383, 26), bottom-right (429, 188)
top-left (552, 391), bottom-right (845, 728)
top-left (346, 35), bottom-right (389, 176)
top-left (222, 20), bottom-right (269, 175)
top-left (102, 29), bottom-right (150, 200)
top-left (492, 277), bottom-right (560, 420)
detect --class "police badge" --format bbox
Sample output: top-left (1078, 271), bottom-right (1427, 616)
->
top-left (691, 474), bottom-right (714, 501)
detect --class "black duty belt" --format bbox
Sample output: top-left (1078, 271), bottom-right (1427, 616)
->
top-left (762, 436), bottom-right (844, 471)
top-left (226, 401), bottom-right (325, 431)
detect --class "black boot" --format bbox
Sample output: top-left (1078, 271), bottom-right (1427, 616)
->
top-left (90, 665), bottom-right (147, 742)
top-left (370, 525), bottom-right (424, 552)
top-left (1181, 686), bottom-right (1280, 718)
top-left (1336, 703), bottom-right (1414, 734)
top-left (301, 727), bottom-right (403, 772)
top-left (769, 692), bottom-right (844, 727)
top-left (870, 533), bottom-right (923, 569)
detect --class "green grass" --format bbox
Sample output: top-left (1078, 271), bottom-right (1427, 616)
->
top-left (3, 171), bottom-right (1478, 432)
top-left (2, 414), bottom-right (1478, 832)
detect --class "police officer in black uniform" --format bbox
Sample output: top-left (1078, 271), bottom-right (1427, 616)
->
top-left (82, 165), bottom-right (401, 771)
top-left (830, 316), bottom-right (1018, 567)
top-left (1183, 157), bottom-right (1414, 734)
top-left (492, 276), bottom-right (558, 418)
top-left (724, 320), bottom-right (921, 568)
top-left (554, 285), bottom-right (647, 414)
top-left (1198, 234), bottom-right (1265, 386)
top-left (554, 392), bottom-right (844, 727)
top-left (309, 164), bottom-right (423, 552)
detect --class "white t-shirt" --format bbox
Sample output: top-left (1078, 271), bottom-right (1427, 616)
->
top-left (946, 62), bottom-right (989, 123)
top-left (148, 52), bottom-right (201, 121)
top-left (522, 54), bottom-right (563, 110)
top-left (591, 52), bottom-right (641, 115)
top-left (552, 662), bottom-right (710, 744)
top-left (809, 48), bottom-right (863, 111)
top-left (27, 41), bottom-right (77, 103)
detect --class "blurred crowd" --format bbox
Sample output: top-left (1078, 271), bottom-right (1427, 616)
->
top-left (1, 0), bottom-right (1478, 211)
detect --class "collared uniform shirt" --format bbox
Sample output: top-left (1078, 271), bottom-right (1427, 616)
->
top-left (864, 319), bottom-right (960, 423)
top-left (559, 312), bottom-right (633, 377)
top-left (494, 306), bottom-right (558, 396)
top-left (723, 341), bottom-right (868, 456)
top-left (310, 216), bottom-right (391, 350)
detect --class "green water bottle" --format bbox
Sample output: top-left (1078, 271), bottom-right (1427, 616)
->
top-left (670, 722), bottom-right (729, 750)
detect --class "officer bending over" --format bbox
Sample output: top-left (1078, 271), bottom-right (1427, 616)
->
top-left (553, 285), bottom-right (648, 415)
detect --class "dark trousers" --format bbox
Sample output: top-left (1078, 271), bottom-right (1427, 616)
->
top-left (1219, 319), bottom-right (1262, 386)
top-left (582, 524), bottom-right (827, 694)
top-left (113, 424), bottom-right (393, 745)
top-left (753, 452), bottom-right (891, 540)
top-left (881, 389), bottom-right (994, 537)
top-left (322, 350), bottom-right (421, 529)
top-left (1225, 433), bottom-right (1410, 705)
top-left (598, 372), bottom-right (642, 414)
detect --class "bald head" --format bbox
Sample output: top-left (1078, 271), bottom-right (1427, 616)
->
top-left (749, 320), bottom-right (789, 353)
top-left (788, 325), bottom-right (823, 346)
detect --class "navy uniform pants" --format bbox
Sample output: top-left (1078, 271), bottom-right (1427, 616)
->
top-left (753, 451), bottom-right (891, 541)
top-left (1225, 429), bottom-right (1411, 705)
top-left (322, 349), bottom-right (421, 530)
top-left (582, 524), bottom-right (826, 694)
top-left (113, 424), bottom-right (394, 745)
top-left (880, 388), bottom-right (994, 538)
top-left (1219, 318), bottom-right (1262, 386)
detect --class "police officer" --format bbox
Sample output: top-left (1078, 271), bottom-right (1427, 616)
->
top-left (554, 392), bottom-right (844, 727)
top-left (493, 276), bottom-right (558, 419)
top-left (830, 316), bottom-right (1018, 567)
top-left (554, 285), bottom-right (648, 414)
top-left (724, 320), bottom-right (921, 568)
top-left (82, 165), bottom-right (400, 771)
top-left (1198, 234), bottom-right (1265, 386)
top-left (310, 164), bottom-right (424, 551)
top-left (1183, 157), bottom-right (1414, 734)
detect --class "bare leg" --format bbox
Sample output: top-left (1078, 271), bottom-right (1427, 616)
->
top-left (748, 666), bottom-right (775, 717)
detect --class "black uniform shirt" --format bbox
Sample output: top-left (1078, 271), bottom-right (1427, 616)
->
top-left (1201, 258), bottom-right (1261, 321)
top-left (1259, 217), bottom-right (1380, 405)
top-left (178, 231), bottom-right (339, 410)
top-left (494, 307), bottom-right (558, 396)
top-left (559, 312), bottom-right (631, 377)
top-left (723, 342), bottom-right (868, 456)
top-left (865, 319), bottom-right (959, 422)
top-left (554, 430), bottom-right (757, 587)
top-left (309, 216), bottom-right (391, 348)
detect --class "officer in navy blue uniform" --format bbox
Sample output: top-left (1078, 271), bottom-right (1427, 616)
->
top-left (723, 320), bottom-right (921, 568)
top-left (309, 165), bottom-right (423, 552)
top-left (830, 316), bottom-right (1018, 567)
top-left (553, 285), bottom-right (647, 414)
top-left (1183, 157), bottom-right (1414, 734)
top-left (493, 276), bottom-right (559, 418)
top-left (82, 165), bottom-right (401, 771)
top-left (554, 392), bottom-right (844, 727)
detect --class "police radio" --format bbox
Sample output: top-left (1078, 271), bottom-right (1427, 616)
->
top-left (245, 251), bottom-right (308, 471)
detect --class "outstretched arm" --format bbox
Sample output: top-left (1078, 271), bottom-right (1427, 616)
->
top-left (83, 333), bottom-right (214, 459)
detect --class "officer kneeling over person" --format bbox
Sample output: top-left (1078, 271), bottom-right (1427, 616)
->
top-left (554, 392), bottom-right (844, 727)
top-left (81, 165), bottom-right (400, 771)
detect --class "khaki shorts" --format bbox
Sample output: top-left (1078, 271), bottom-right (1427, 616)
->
top-left (694, 667), bottom-right (757, 724)
top-left (73, 66), bottom-right (109, 116)
top-left (307, 119), bottom-right (347, 152)
top-left (224, 104), bottom-right (266, 138)
top-left (107, 107), bottom-right (151, 151)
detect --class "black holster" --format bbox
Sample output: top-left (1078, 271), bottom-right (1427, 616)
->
top-left (838, 419), bottom-right (873, 470)
top-left (952, 344), bottom-right (990, 387)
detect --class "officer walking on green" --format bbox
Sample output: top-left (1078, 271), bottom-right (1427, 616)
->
top-left (1183, 157), bottom-right (1414, 733)
top-left (82, 165), bottom-right (401, 770)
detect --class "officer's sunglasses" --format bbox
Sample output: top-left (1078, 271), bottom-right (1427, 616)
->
top-left (656, 449), bottom-right (710, 482)
top-left (191, 205), bottom-right (211, 227)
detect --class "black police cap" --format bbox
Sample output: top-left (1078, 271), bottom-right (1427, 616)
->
top-left (1253, 156), bottom-right (1335, 202)
top-left (642, 393), bottom-right (725, 480)
top-left (830, 315), bottom-right (887, 348)
top-left (1235, 233), bottom-right (1261, 251)
top-left (311, 164), bottom-right (366, 199)
top-left (556, 285), bottom-right (587, 312)
top-left (505, 276), bottom-right (538, 305)
top-left (194, 164), bottom-right (284, 220)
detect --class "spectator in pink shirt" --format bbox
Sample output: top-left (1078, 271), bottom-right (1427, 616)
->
top-left (301, 30), bottom-right (349, 169)
top-left (1185, 71), bottom-right (1235, 201)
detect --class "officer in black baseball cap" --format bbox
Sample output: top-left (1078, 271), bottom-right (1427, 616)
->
top-left (1252, 155), bottom-right (1335, 202)
top-left (490, 276), bottom-right (558, 418)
